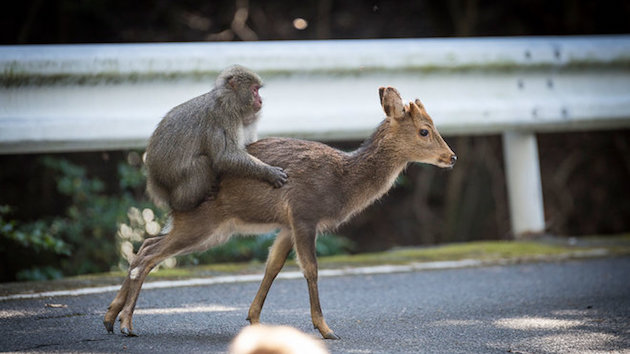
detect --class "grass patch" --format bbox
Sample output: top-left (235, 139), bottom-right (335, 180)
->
top-left (146, 261), bottom-right (264, 278)
top-left (317, 240), bottom-right (575, 268)
top-left (579, 233), bottom-right (630, 243)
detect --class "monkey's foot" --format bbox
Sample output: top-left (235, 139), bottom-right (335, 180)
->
top-left (103, 320), bottom-right (114, 334)
top-left (121, 327), bottom-right (138, 337)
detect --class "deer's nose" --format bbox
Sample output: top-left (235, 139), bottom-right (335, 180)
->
top-left (450, 155), bottom-right (457, 165)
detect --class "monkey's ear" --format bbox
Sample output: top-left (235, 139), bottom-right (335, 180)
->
top-left (226, 75), bottom-right (238, 90)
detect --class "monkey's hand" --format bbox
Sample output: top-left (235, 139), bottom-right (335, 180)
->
top-left (265, 166), bottom-right (288, 188)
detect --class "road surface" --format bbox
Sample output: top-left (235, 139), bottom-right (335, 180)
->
top-left (1, 257), bottom-right (629, 353)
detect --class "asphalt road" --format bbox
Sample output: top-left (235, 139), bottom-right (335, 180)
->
top-left (1, 257), bottom-right (629, 353)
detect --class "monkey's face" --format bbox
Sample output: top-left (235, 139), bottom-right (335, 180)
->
top-left (251, 84), bottom-right (262, 112)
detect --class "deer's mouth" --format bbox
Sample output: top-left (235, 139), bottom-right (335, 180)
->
top-left (434, 153), bottom-right (456, 169)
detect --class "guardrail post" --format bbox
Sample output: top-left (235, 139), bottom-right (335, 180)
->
top-left (502, 131), bottom-right (546, 237)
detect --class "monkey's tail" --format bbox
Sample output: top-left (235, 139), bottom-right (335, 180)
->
top-left (146, 178), bottom-right (173, 236)
top-left (146, 177), bottom-right (170, 210)
top-left (158, 214), bottom-right (173, 236)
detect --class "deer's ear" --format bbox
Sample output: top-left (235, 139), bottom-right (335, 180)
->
top-left (378, 87), bottom-right (385, 105)
top-left (380, 86), bottom-right (405, 119)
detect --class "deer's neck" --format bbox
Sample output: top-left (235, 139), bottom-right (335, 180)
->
top-left (342, 120), bottom-right (407, 218)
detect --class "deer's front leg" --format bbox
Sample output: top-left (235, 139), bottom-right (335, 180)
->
top-left (293, 224), bottom-right (340, 340)
top-left (247, 229), bottom-right (293, 324)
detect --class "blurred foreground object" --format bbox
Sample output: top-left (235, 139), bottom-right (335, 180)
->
top-left (230, 325), bottom-right (328, 354)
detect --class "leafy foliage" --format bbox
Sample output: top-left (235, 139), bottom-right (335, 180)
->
top-left (0, 205), bottom-right (70, 255)
top-left (0, 154), bottom-right (155, 281)
top-left (37, 156), bottom-right (154, 276)
top-left (0, 205), bottom-right (70, 281)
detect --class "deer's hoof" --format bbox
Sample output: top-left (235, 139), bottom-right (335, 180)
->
top-left (103, 320), bottom-right (114, 334)
top-left (323, 331), bottom-right (340, 340)
top-left (121, 327), bottom-right (137, 337)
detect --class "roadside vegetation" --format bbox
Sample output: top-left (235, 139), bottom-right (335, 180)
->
top-left (2, 234), bottom-right (628, 298)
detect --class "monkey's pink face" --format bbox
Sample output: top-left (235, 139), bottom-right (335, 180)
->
top-left (251, 84), bottom-right (262, 112)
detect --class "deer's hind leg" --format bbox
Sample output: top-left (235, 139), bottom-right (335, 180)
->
top-left (104, 236), bottom-right (163, 333)
top-left (105, 215), bottom-right (221, 336)
top-left (117, 238), bottom-right (174, 336)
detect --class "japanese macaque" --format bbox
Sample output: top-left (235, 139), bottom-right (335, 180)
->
top-left (145, 65), bottom-right (288, 211)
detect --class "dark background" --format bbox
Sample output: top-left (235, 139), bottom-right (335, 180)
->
top-left (1, 1), bottom-right (629, 257)
top-left (3, 0), bottom-right (630, 43)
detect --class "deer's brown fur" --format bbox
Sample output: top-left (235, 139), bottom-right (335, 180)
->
top-left (104, 87), bottom-right (456, 340)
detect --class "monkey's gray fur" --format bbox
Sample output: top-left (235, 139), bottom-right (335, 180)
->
top-left (145, 65), bottom-right (288, 212)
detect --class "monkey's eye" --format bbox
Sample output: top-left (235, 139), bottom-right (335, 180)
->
top-left (419, 129), bottom-right (429, 137)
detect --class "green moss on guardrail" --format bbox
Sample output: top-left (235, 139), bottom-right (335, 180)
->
top-left (3, 58), bottom-right (630, 87)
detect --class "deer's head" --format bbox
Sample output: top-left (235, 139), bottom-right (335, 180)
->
top-left (379, 86), bottom-right (456, 168)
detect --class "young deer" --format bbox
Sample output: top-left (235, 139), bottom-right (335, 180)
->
top-left (104, 87), bottom-right (456, 339)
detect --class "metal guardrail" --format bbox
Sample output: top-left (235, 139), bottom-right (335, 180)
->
top-left (1, 36), bottom-right (629, 236)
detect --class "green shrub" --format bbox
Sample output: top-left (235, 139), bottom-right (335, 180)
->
top-left (0, 154), bottom-right (157, 281)
top-left (0, 205), bottom-right (71, 281)
top-left (0, 205), bottom-right (70, 255)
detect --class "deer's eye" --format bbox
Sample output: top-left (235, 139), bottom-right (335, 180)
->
top-left (419, 129), bottom-right (429, 137)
